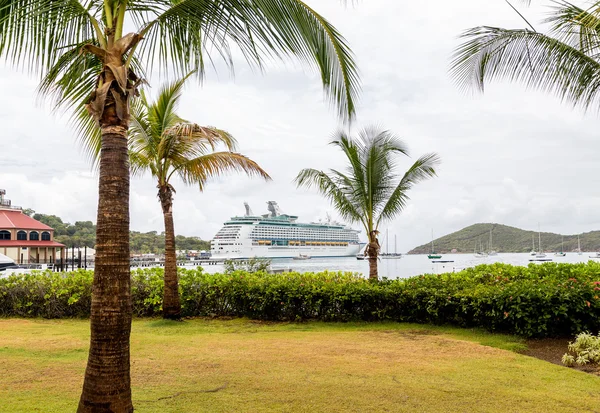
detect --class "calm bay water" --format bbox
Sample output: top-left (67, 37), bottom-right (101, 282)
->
top-left (196, 252), bottom-right (600, 279)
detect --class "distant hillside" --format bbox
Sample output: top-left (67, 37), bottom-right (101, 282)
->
top-left (30, 211), bottom-right (211, 253)
top-left (408, 223), bottom-right (600, 254)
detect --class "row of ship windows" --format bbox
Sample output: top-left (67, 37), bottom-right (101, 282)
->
top-left (251, 233), bottom-right (352, 238)
top-left (255, 240), bottom-right (349, 246)
top-left (0, 230), bottom-right (51, 241)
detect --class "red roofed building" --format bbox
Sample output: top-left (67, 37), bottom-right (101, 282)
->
top-left (0, 190), bottom-right (65, 264)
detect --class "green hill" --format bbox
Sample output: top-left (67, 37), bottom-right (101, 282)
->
top-left (407, 223), bottom-right (599, 254)
top-left (28, 211), bottom-right (211, 253)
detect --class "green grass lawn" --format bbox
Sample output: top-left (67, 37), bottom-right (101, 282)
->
top-left (1, 318), bottom-right (598, 412)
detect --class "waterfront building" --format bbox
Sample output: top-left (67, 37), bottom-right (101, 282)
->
top-left (0, 190), bottom-right (66, 264)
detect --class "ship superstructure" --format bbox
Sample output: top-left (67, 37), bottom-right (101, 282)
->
top-left (210, 201), bottom-right (361, 259)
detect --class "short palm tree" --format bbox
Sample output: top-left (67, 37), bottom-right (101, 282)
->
top-left (295, 126), bottom-right (440, 279)
top-left (451, 1), bottom-right (600, 112)
top-left (0, 2), bottom-right (359, 410)
top-left (129, 75), bottom-right (270, 319)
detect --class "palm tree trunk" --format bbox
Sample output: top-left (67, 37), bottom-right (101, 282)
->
top-left (368, 256), bottom-right (378, 279)
top-left (78, 59), bottom-right (133, 412)
top-left (159, 187), bottom-right (181, 319)
top-left (366, 230), bottom-right (380, 280)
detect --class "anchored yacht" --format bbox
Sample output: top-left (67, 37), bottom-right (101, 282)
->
top-left (210, 202), bottom-right (361, 259)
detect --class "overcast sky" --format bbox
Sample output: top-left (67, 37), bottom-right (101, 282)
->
top-left (2, 0), bottom-right (600, 252)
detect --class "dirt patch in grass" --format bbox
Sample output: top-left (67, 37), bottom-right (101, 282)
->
top-left (522, 338), bottom-right (600, 376)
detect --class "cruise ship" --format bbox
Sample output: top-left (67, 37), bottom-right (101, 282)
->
top-left (210, 201), bottom-right (362, 259)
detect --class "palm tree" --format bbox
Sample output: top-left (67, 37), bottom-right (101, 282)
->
top-left (451, 1), bottom-right (600, 113)
top-left (295, 126), bottom-right (440, 279)
top-left (129, 75), bottom-right (270, 319)
top-left (0, 2), bottom-right (359, 411)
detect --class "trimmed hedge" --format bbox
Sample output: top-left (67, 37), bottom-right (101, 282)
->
top-left (1, 262), bottom-right (600, 337)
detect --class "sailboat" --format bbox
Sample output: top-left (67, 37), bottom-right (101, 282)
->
top-left (554, 236), bottom-right (566, 257)
top-left (474, 239), bottom-right (487, 258)
top-left (529, 224), bottom-right (552, 262)
top-left (578, 235), bottom-right (582, 255)
top-left (427, 229), bottom-right (442, 259)
top-left (488, 228), bottom-right (498, 256)
top-left (530, 234), bottom-right (536, 256)
top-left (381, 230), bottom-right (402, 259)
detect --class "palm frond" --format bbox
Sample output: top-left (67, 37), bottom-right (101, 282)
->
top-left (295, 167), bottom-right (363, 226)
top-left (163, 123), bottom-right (238, 154)
top-left (545, 1), bottom-right (600, 55)
top-left (139, 0), bottom-right (359, 122)
top-left (377, 153), bottom-right (440, 226)
top-left (0, 0), bottom-right (99, 72)
top-left (175, 151), bottom-right (271, 190)
top-left (148, 72), bottom-right (194, 138)
top-left (297, 125), bottom-right (439, 236)
top-left (73, 102), bottom-right (102, 168)
top-left (450, 27), bottom-right (600, 111)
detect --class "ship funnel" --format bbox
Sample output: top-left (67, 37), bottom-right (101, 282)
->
top-left (266, 201), bottom-right (283, 217)
top-left (244, 202), bottom-right (254, 216)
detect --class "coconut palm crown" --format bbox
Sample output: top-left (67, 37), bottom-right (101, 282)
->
top-left (450, 0), bottom-right (600, 112)
top-left (129, 75), bottom-right (270, 320)
top-left (295, 126), bottom-right (440, 279)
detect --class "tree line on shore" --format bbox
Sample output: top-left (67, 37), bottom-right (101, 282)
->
top-left (28, 211), bottom-right (210, 253)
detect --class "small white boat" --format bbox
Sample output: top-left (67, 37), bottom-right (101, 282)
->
top-left (356, 254), bottom-right (366, 260)
top-left (488, 228), bottom-right (498, 256)
top-left (0, 253), bottom-right (15, 271)
top-left (474, 240), bottom-right (487, 258)
top-left (589, 253), bottom-right (600, 259)
top-left (381, 233), bottom-right (402, 259)
top-left (381, 254), bottom-right (402, 259)
top-left (555, 236), bottom-right (566, 256)
top-left (292, 254), bottom-right (311, 260)
top-left (535, 225), bottom-right (546, 258)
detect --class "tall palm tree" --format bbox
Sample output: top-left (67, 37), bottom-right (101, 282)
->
top-left (451, 1), bottom-right (600, 112)
top-left (0, 1), bottom-right (359, 411)
top-left (295, 126), bottom-right (440, 279)
top-left (129, 75), bottom-right (270, 319)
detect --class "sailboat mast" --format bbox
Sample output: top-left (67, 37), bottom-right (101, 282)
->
top-left (538, 224), bottom-right (542, 253)
top-left (578, 235), bottom-right (581, 251)
top-left (489, 228), bottom-right (493, 251)
top-left (431, 229), bottom-right (434, 253)
top-left (395, 234), bottom-right (397, 254)
top-left (386, 229), bottom-right (388, 255)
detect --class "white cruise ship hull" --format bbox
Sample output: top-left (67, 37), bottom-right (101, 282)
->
top-left (211, 244), bottom-right (361, 260)
top-left (211, 201), bottom-right (363, 260)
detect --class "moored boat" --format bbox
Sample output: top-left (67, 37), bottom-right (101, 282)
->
top-left (292, 254), bottom-right (311, 260)
top-left (428, 229), bottom-right (442, 260)
top-left (0, 252), bottom-right (15, 271)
